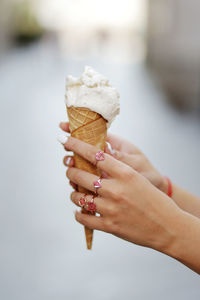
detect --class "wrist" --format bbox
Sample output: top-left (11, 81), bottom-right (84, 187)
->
top-left (160, 208), bottom-right (185, 257)
top-left (155, 205), bottom-right (182, 256)
top-left (161, 208), bottom-right (200, 273)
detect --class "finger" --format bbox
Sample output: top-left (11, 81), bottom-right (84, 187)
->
top-left (106, 133), bottom-right (122, 151)
top-left (69, 181), bottom-right (77, 190)
top-left (74, 210), bottom-right (105, 231)
top-left (63, 156), bottom-right (75, 167)
top-left (66, 167), bottom-right (115, 197)
top-left (71, 192), bottom-right (112, 215)
top-left (113, 151), bottom-right (140, 171)
top-left (65, 136), bottom-right (131, 178)
top-left (104, 142), bottom-right (115, 156)
top-left (106, 133), bottom-right (140, 154)
top-left (59, 122), bottom-right (70, 133)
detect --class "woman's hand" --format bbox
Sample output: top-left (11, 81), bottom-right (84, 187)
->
top-left (59, 134), bottom-right (182, 253)
top-left (59, 122), bottom-right (200, 274)
top-left (106, 133), bottom-right (168, 193)
top-left (59, 122), bottom-right (167, 194)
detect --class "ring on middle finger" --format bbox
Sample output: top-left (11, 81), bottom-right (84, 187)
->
top-left (93, 177), bottom-right (102, 194)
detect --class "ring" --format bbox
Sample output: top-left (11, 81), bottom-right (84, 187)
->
top-left (95, 151), bottom-right (105, 162)
top-left (78, 194), bottom-right (87, 207)
top-left (93, 177), bottom-right (102, 194)
top-left (85, 195), bottom-right (96, 213)
top-left (79, 194), bottom-right (97, 213)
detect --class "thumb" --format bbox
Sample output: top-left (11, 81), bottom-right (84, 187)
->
top-left (105, 142), bottom-right (138, 171)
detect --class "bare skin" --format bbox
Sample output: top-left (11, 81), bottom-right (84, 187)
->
top-left (59, 122), bottom-right (200, 274)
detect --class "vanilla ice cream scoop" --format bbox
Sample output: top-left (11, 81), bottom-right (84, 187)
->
top-left (65, 66), bottom-right (120, 127)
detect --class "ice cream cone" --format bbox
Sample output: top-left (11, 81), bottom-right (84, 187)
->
top-left (67, 106), bottom-right (107, 249)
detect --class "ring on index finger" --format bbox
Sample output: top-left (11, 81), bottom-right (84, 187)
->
top-left (95, 151), bottom-right (105, 164)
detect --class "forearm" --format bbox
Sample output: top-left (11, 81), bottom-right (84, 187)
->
top-left (164, 210), bottom-right (200, 274)
top-left (171, 184), bottom-right (200, 218)
top-left (160, 178), bottom-right (200, 218)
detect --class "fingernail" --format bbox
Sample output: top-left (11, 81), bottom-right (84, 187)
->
top-left (65, 157), bottom-right (71, 166)
top-left (106, 142), bottom-right (115, 155)
top-left (57, 134), bottom-right (68, 145)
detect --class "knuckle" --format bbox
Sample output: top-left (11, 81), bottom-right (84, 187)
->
top-left (122, 167), bottom-right (135, 181)
top-left (103, 218), bottom-right (112, 232)
top-left (105, 187), bottom-right (118, 200)
top-left (104, 183), bottom-right (122, 202)
top-left (117, 190), bottom-right (128, 202)
top-left (107, 205), bottom-right (119, 217)
top-left (114, 151), bottom-right (124, 161)
top-left (104, 217), bottom-right (120, 234)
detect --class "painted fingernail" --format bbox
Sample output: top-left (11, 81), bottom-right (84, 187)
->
top-left (106, 142), bottom-right (115, 155)
top-left (65, 157), bottom-right (71, 166)
top-left (57, 134), bottom-right (68, 145)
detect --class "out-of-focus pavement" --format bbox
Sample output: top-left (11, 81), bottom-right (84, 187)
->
top-left (0, 38), bottom-right (200, 300)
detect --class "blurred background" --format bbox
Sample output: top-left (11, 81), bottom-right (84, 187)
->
top-left (0, 0), bottom-right (200, 299)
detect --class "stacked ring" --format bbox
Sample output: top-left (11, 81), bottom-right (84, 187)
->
top-left (78, 194), bottom-right (87, 207)
top-left (78, 194), bottom-right (97, 213)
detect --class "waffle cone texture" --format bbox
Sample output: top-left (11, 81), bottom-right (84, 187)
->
top-left (67, 106), bottom-right (107, 249)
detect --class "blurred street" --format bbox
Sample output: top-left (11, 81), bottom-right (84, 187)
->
top-left (0, 37), bottom-right (200, 299)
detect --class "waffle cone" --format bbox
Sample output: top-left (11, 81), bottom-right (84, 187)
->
top-left (67, 106), bottom-right (107, 249)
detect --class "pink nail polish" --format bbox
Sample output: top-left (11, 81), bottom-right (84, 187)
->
top-left (106, 142), bottom-right (115, 155)
top-left (66, 157), bottom-right (71, 166)
top-left (57, 134), bottom-right (68, 145)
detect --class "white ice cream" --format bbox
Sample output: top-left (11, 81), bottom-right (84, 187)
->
top-left (65, 66), bottom-right (120, 127)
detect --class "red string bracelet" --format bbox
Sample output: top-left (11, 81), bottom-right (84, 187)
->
top-left (164, 177), bottom-right (173, 198)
